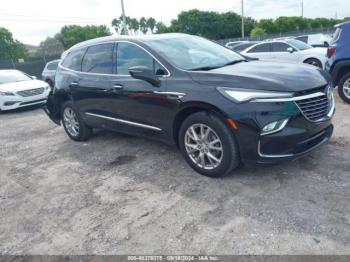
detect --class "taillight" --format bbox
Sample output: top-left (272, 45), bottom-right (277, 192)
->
top-left (327, 47), bottom-right (336, 58)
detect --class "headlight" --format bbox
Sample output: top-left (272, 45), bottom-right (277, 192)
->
top-left (217, 87), bottom-right (293, 103)
top-left (0, 91), bottom-right (15, 96)
top-left (261, 118), bottom-right (289, 136)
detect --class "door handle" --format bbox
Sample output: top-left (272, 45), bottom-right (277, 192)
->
top-left (112, 84), bottom-right (123, 90)
top-left (70, 81), bottom-right (79, 87)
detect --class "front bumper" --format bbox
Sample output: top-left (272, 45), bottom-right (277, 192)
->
top-left (0, 90), bottom-right (50, 111)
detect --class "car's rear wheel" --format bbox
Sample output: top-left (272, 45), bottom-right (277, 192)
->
top-left (304, 58), bottom-right (322, 68)
top-left (61, 101), bottom-right (92, 141)
top-left (178, 111), bottom-right (240, 177)
top-left (338, 72), bottom-right (350, 103)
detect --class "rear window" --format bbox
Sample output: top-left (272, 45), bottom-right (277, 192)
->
top-left (47, 61), bottom-right (59, 70)
top-left (61, 48), bottom-right (86, 71)
top-left (332, 28), bottom-right (342, 43)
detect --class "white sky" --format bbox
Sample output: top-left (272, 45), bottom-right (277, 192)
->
top-left (0, 0), bottom-right (348, 45)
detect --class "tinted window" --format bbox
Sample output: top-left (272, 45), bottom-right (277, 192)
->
top-left (296, 36), bottom-right (308, 43)
top-left (61, 48), bottom-right (86, 71)
top-left (233, 43), bottom-right (257, 52)
top-left (116, 43), bottom-right (155, 75)
top-left (332, 28), bottom-right (342, 43)
top-left (47, 61), bottom-right (59, 70)
top-left (271, 42), bottom-right (291, 52)
top-left (82, 43), bottom-right (114, 74)
top-left (248, 43), bottom-right (270, 53)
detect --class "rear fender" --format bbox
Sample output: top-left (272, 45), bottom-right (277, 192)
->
top-left (43, 94), bottom-right (61, 125)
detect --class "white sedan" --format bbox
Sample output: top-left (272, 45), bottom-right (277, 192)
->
top-left (0, 70), bottom-right (50, 112)
top-left (241, 39), bottom-right (327, 69)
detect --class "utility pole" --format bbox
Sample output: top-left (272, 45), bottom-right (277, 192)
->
top-left (241, 0), bottom-right (245, 39)
top-left (301, 0), bottom-right (304, 17)
top-left (120, 0), bottom-right (127, 35)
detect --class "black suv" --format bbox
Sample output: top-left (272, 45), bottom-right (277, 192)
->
top-left (45, 33), bottom-right (335, 177)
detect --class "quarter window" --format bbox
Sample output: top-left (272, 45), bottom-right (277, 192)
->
top-left (47, 61), bottom-right (59, 70)
top-left (248, 43), bottom-right (270, 53)
top-left (61, 48), bottom-right (86, 71)
top-left (82, 43), bottom-right (114, 74)
top-left (116, 43), bottom-right (164, 75)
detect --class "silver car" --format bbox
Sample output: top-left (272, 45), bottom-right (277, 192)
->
top-left (42, 59), bottom-right (60, 87)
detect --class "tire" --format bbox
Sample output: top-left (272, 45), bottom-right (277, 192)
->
top-left (178, 111), bottom-right (240, 177)
top-left (46, 79), bottom-right (54, 88)
top-left (338, 72), bottom-right (350, 103)
top-left (61, 101), bottom-right (92, 141)
top-left (304, 58), bottom-right (322, 68)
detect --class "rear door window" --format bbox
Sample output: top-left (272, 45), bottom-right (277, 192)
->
top-left (82, 43), bottom-right (115, 74)
top-left (61, 48), bottom-right (86, 71)
top-left (271, 42), bottom-right (291, 52)
top-left (248, 43), bottom-right (270, 53)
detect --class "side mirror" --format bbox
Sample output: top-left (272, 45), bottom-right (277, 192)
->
top-left (128, 66), bottom-right (160, 87)
top-left (324, 41), bottom-right (329, 47)
top-left (31, 76), bottom-right (37, 79)
top-left (287, 47), bottom-right (294, 53)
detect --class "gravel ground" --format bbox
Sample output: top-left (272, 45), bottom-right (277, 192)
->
top-left (0, 93), bottom-right (349, 255)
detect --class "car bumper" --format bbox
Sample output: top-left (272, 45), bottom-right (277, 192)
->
top-left (0, 90), bottom-right (50, 111)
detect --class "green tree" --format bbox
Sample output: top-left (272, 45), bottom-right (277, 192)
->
top-left (36, 36), bottom-right (64, 57)
top-left (139, 17), bottom-right (148, 34)
top-left (0, 27), bottom-right (27, 60)
top-left (130, 18), bottom-right (139, 35)
top-left (56, 25), bottom-right (111, 49)
top-left (112, 18), bottom-right (121, 34)
top-left (147, 17), bottom-right (157, 33)
top-left (155, 22), bottom-right (169, 33)
top-left (250, 27), bottom-right (266, 37)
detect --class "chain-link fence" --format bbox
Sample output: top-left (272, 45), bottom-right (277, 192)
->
top-left (0, 55), bottom-right (61, 79)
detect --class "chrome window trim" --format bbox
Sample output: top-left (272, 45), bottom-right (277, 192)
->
top-left (59, 40), bottom-right (171, 77)
top-left (85, 112), bottom-right (162, 131)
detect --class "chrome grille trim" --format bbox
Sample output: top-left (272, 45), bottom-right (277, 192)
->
top-left (17, 88), bottom-right (45, 97)
top-left (295, 87), bottom-right (334, 122)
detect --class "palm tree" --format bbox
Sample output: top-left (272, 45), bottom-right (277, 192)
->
top-left (119, 15), bottom-right (131, 35)
top-left (139, 17), bottom-right (148, 34)
top-left (146, 17), bottom-right (157, 34)
top-left (130, 18), bottom-right (139, 35)
top-left (111, 18), bottom-right (121, 34)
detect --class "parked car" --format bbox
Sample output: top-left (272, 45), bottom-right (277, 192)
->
top-left (44, 33), bottom-right (335, 177)
top-left (325, 22), bottom-right (350, 103)
top-left (0, 69), bottom-right (50, 112)
top-left (225, 41), bottom-right (248, 49)
top-left (42, 59), bottom-right (60, 87)
top-left (241, 39), bottom-right (327, 68)
top-left (295, 34), bottom-right (332, 47)
top-left (231, 41), bottom-right (260, 52)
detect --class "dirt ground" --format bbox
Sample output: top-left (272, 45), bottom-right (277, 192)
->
top-left (0, 93), bottom-right (349, 255)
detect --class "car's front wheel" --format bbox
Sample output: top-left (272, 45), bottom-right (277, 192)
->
top-left (338, 72), bottom-right (350, 103)
top-left (179, 112), bottom-right (240, 177)
top-left (61, 101), bottom-right (92, 141)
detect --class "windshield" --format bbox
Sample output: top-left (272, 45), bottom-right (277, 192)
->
top-left (286, 39), bottom-right (312, 50)
top-left (0, 71), bottom-right (32, 85)
top-left (146, 35), bottom-right (244, 70)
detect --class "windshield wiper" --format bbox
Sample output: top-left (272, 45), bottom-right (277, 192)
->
top-left (189, 59), bottom-right (247, 71)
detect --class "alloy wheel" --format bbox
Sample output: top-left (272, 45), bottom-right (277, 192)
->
top-left (184, 124), bottom-right (223, 170)
top-left (63, 107), bottom-right (80, 137)
top-left (343, 78), bottom-right (350, 99)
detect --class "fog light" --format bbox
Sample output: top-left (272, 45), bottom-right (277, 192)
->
top-left (261, 118), bottom-right (289, 136)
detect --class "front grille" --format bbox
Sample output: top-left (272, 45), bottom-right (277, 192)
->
top-left (17, 87), bottom-right (45, 97)
top-left (296, 93), bottom-right (330, 122)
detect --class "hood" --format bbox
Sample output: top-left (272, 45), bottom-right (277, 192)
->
top-left (189, 60), bottom-right (330, 92)
top-left (0, 79), bottom-right (48, 93)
